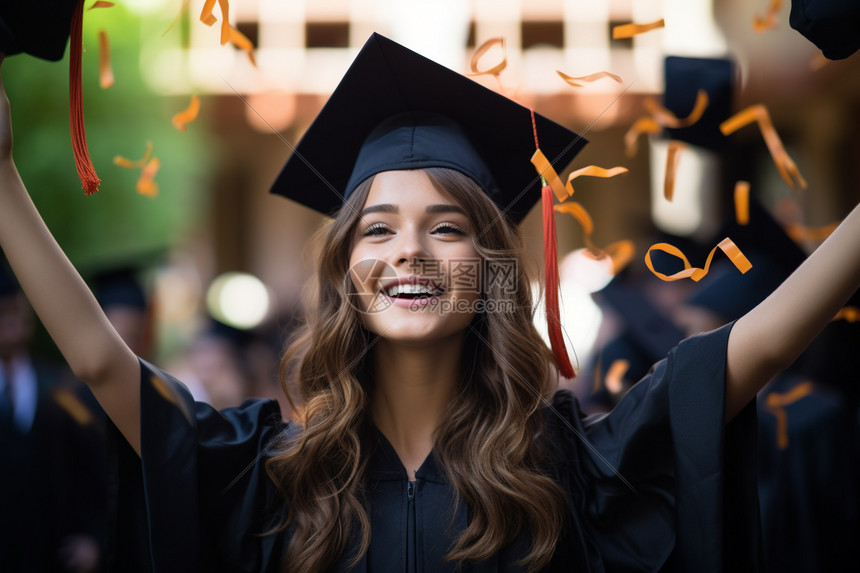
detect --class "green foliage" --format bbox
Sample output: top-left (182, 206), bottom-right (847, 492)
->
top-left (3, 3), bottom-right (211, 269)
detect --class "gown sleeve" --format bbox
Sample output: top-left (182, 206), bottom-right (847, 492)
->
top-left (108, 358), bottom-right (288, 573)
top-left (548, 322), bottom-right (761, 572)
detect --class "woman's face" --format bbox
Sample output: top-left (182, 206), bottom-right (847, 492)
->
top-left (348, 169), bottom-right (481, 345)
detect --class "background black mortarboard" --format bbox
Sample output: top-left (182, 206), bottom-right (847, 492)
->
top-left (790, 0), bottom-right (860, 60)
top-left (662, 56), bottom-right (734, 153)
top-left (270, 33), bottom-right (587, 224)
top-left (686, 197), bottom-right (807, 322)
top-left (0, 0), bottom-right (79, 61)
top-left (92, 267), bottom-right (147, 312)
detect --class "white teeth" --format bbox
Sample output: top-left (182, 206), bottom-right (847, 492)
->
top-left (386, 283), bottom-right (441, 297)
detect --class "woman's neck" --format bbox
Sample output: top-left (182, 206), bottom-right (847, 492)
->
top-left (370, 334), bottom-right (464, 479)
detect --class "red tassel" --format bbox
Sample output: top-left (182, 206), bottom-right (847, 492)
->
top-left (69, 0), bottom-right (101, 195)
top-left (543, 185), bottom-right (575, 378)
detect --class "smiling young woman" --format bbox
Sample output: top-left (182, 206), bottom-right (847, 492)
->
top-left (4, 30), bottom-right (860, 573)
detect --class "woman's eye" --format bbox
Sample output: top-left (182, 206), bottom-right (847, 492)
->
top-left (362, 223), bottom-right (391, 237)
top-left (430, 222), bottom-right (466, 235)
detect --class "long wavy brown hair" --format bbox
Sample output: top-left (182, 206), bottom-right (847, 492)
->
top-left (267, 167), bottom-right (566, 572)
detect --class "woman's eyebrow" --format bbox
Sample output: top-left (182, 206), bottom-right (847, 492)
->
top-left (360, 204), bottom-right (397, 216)
top-left (426, 204), bottom-right (467, 215)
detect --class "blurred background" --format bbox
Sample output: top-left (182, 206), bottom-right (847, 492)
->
top-left (3, 0), bottom-right (859, 401)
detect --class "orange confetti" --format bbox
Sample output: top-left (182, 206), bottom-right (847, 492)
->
top-left (833, 306), bottom-right (860, 322)
top-left (605, 359), bottom-right (630, 394)
top-left (200, 0), bottom-right (231, 45)
top-left (469, 37), bottom-right (506, 77)
top-left (97, 29), bottom-right (114, 89)
top-left (720, 105), bottom-right (808, 190)
top-left (172, 96), bottom-right (201, 132)
top-left (531, 149), bottom-right (567, 202)
top-left (557, 70), bottom-right (623, 88)
top-left (137, 158), bottom-right (161, 197)
top-left (605, 240), bottom-right (635, 275)
top-left (645, 237), bottom-right (752, 282)
top-left (163, 0), bottom-right (192, 37)
top-left (566, 165), bottom-right (628, 197)
top-left (810, 52), bottom-right (829, 71)
top-left (765, 380), bottom-right (812, 449)
top-left (624, 116), bottom-right (660, 157)
top-left (734, 181), bottom-right (750, 225)
top-left (612, 18), bottom-right (665, 39)
top-left (229, 25), bottom-right (257, 66)
top-left (88, 1), bottom-right (114, 9)
top-left (645, 89), bottom-right (709, 129)
top-left (663, 141), bottom-right (685, 201)
top-left (753, 0), bottom-right (783, 33)
top-left (785, 221), bottom-right (839, 242)
top-left (113, 141), bottom-right (153, 169)
top-left (54, 388), bottom-right (94, 426)
top-left (555, 201), bottom-right (597, 252)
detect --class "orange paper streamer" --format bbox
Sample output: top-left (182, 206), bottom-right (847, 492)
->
top-left (566, 165), bottom-right (628, 197)
top-left (555, 201), bottom-right (597, 252)
top-left (605, 359), bottom-right (629, 394)
top-left (663, 141), bottom-right (685, 201)
top-left (229, 25), bottom-right (257, 66)
top-left (163, 0), bottom-right (192, 37)
top-left (200, 0), bottom-right (231, 45)
top-left (557, 70), bottom-right (623, 87)
top-left (645, 237), bottom-right (752, 282)
top-left (137, 158), bottom-right (161, 197)
top-left (624, 117), bottom-right (660, 157)
top-left (753, 0), bottom-right (783, 33)
top-left (645, 89), bottom-right (709, 128)
top-left (612, 19), bottom-right (665, 39)
top-left (53, 388), bottom-right (94, 426)
top-left (531, 149), bottom-right (567, 202)
top-left (469, 37), bottom-right (506, 77)
top-left (785, 222), bottom-right (839, 243)
top-left (88, 1), bottom-right (114, 9)
top-left (833, 306), bottom-right (860, 322)
top-left (172, 96), bottom-right (201, 132)
top-left (720, 105), bottom-right (808, 190)
top-left (734, 181), bottom-right (750, 225)
top-left (113, 141), bottom-right (153, 169)
top-left (98, 29), bottom-right (114, 89)
top-left (765, 381), bottom-right (812, 449)
top-left (605, 240), bottom-right (635, 275)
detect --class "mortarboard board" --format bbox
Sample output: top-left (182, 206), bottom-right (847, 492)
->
top-left (0, 0), bottom-right (79, 61)
top-left (686, 197), bottom-right (807, 322)
top-left (662, 56), bottom-right (734, 153)
top-left (270, 33), bottom-right (587, 225)
top-left (0, 0), bottom-right (100, 194)
top-left (790, 0), bottom-right (860, 60)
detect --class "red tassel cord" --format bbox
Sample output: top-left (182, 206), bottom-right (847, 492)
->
top-left (542, 183), bottom-right (575, 378)
top-left (69, 0), bottom-right (101, 195)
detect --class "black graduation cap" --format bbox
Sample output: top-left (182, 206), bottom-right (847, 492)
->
top-left (685, 197), bottom-right (807, 322)
top-left (270, 33), bottom-right (587, 224)
top-left (0, 0), bottom-right (79, 61)
top-left (790, 0), bottom-right (860, 60)
top-left (0, 0), bottom-right (100, 195)
top-left (93, 267), bottom-right (147, 312)
top-left (662, 56), bottom-right (734, 153)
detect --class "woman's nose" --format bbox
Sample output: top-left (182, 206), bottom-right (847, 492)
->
top-left (393, 229), bottom-right (429, 267)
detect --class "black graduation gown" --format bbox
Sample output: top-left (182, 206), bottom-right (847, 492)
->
top-left (109, 323), bottom-right (760, 572)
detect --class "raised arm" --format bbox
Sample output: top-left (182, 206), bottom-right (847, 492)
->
top-left (725, 200), bottom-right (860, 421)
top-left (0, 60), bottom-right (141, 453)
